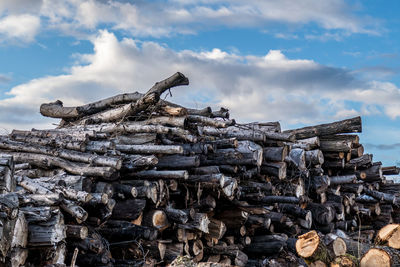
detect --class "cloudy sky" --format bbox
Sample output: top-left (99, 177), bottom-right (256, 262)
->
top-left (0, 0), bottom-right (399, 166)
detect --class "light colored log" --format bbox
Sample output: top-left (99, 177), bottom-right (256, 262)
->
top-left (116, 144), bottom-right (183, 154)
top-left (1, 152), bottom-right (116, 177)
top-left (0, 137), bottom-right (122, 169)
top-left (75, 72), bottom-right (189, 124)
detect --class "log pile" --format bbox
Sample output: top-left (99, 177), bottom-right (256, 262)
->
top-left (0, 72), bottom-right (399, 266)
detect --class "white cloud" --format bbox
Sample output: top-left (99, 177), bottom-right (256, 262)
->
top-left (0, 0), bottom-right (381, 41)
top-left (0, 14), bottom-right (40, 43)
top-left (0, 30), bottom-right (399, 131)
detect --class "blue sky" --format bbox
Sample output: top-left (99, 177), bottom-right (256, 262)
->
top-left (0, 0), bottom-right (399, 166)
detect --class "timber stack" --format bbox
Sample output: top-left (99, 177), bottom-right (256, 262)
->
top-left (0, 72), bottom-right (399, 266)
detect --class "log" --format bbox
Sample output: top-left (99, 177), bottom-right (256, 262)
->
top-left (260, 162), bottom-right (287, 180)
top-left (305, 150), bottom-right (325, 165)
top-left (320, 140), bottom-right (352, 153)
top-left (292, 136), bottom-right (320, 150)
top-left (0, 156), bottom-right (15, 194)
top-left (116, 144), bottom-right (183, 154)
top-left (40, 92), bottom-right (143, 119)
top-left (296, 230), bottom-right (332, 264)
top-left (74, 72), bottom-right (189, 124)
top-left (283, 116), bottom-right (362, 139)
top-left (187, 115), bottom-right (234, 128)
top-left (0, 137), bottom-right (122, 169)
top-left (375, 224), bottom-right (400, 249)
top-left (177, 212), bottom-right (210, 233)
top-left (128, 169), bottom-right (188, 180)
top-left (329, 175), bottom-right (357, 185)
top-left (110, 199), bottom-right (146, 220)
top-left (28, 212), bottom-right (66, 246)
top-left (156, 155), bottom-right (200, 169)
top-left (263, 146), bottom-right (288, 162)
top-left (164, 206), bottom-right (189, 224)
top-left (66, 225), bottom-right (88, 240)
top-left (98, 224), bottom-right (158, 241)
top-left (10, 134), bottom-right (86, 151)
top-left (2, 152), bottom-right (116, 178)
top-left (360, 247), bottom-right (400, 267)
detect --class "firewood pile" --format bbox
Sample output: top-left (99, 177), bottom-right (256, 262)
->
top-left (0, 72), bottom-right (399, 267)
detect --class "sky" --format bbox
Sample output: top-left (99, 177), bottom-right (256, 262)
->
top-left (0, 0), bottom-right (399, 167)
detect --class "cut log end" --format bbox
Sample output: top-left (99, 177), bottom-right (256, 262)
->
top-left (332, 238), bottom-right (346, 257)
top-left (360, 248), bottom-right (391, 267)
top-left (376, 223), bottom-right (400, 249)
top-left (296, 230), bottom-right (320, 258)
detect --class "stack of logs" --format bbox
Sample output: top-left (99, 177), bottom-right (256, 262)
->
top-left (0, 72), bottom-right (399, 266)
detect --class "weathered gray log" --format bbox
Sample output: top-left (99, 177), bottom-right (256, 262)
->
top-left (207, 138), bottom-right (238, 149)
top-left (187, 115), bottom-right (234, 128)
top-left (116, 144), bottom-right (183, 154)
top-left (10, 134), bottom-right (85, 151)
top-left (177, 212), bottom-right (210, 233)
top-left (1, 152), bottom-right (116, 177)
top-left (110, 199), bottom-right (146, 220)
top-left (0, 156), bottom-right (15, 194)
top-left (204, 140), bottom-right (263, 167)
top-left (61, 199), bottom-right (88, 223)
top-left (11, 211), bottom-right (28, 248)
top-left (28, 212), bottom-right (66, 246)
top-left (187, 174), bottom-right (238, 200)
top-left (283, 116), bottom-right (362, 139)
top-left (286, 148), bottom-right (306, 171)
top-left (40, 92), bottom-right (143, 119)
top-left (198, 125), bottom-right (294, 142)
top-left (75, 72), bottom-right (189, 124)
top-left (113, 133), bottom-right (157, 145)
top-left (0, 138), bottom-right (124, 168)
top-left (320, 140), bottom-right (352, 152)
top-left (263, 146), bottom-right (288, 162)
top-left (122, 154), bottom-right (158, 170)
top-left (128, 169), bottom-right (188, 180)
top-left (329, 174), bottom-right (357, 185)
top-left (305, 149), bottom-right (324, 165)
top-left (18, 193), bottom-right (62, 206)
top-left (291, 136), bottom-right (320, 150)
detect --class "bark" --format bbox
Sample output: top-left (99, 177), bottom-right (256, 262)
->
top-left (305, 149), bottom-right (325, 165)
top-left (283, 116), bottom-right (362, 139)
top-left (111, 199), bottom-right (146, 221)
top-left (116, 144), bottom-right (183, 154)
top-left (187, 115), bottom-right (235, 128)
top-left (2, 152), bottom-right (116, 178)
top-left (260, 162), bottom-right (287, 180)
top-left (0, 155), bottom-right (15, 194)
top-left (156, 155), bottom-right (200, 169)
top-left (66, 225), bottom-right (88, 239)
top-left (128, 169), bottom-right (188, 180)
top-left (27, 212), bottom-right (66, 246)
top-left (263, 146), bottom-right (288, 162)
top-left (74, 72), bottom-right (189, 124)
top-left (40, 92), bottom-right (143, 119)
